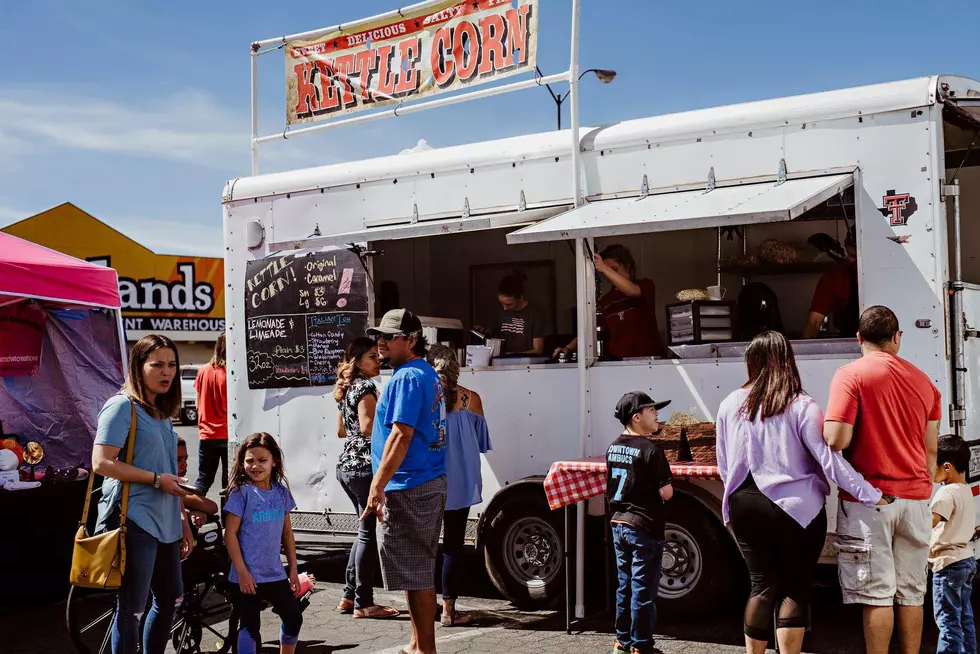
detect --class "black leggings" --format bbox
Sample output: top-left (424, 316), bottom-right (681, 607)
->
top-left (728, 476), bottom-right (827, 640)
top-left (236, 579), bottom-right (302, 653)
top-left (442, 507), bottom-right (470, 600)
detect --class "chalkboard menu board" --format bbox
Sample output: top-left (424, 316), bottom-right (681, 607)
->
top-left (244, 250), bottom-right (368, 389)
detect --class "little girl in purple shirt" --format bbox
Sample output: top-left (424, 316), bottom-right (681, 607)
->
top-left (224, 433), bottom-right (302, 654)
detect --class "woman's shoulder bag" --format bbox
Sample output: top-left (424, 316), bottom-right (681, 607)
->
top-left (69, 399), bottom-right (138, 589)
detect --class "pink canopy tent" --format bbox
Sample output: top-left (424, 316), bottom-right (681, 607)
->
top-left (0, 231), bottom-right (121, 308)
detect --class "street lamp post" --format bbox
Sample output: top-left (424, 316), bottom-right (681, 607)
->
top-left (537, 66), bottom-right (616, 129)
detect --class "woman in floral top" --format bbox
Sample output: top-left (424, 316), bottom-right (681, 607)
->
top-left (333, 337), bottom-right (398, 619)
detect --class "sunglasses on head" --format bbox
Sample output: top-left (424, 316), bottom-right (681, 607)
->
top-left (375, 332), bottom-right (406, 342)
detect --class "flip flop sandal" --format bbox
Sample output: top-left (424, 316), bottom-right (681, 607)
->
top-left (335, 598), bottom-right (354, 614)
top-left (354, 605), bottom-right (401, 619)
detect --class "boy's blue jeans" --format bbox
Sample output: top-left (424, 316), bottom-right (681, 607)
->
top-left (612, 522), bottom-right (665, 654)
top-left (932, 557), bottom-right (977, 654)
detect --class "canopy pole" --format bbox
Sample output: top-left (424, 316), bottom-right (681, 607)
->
top-left (568, 0), bottom-right (587, 622)
top-left (115, 309), bottom-right (129, 376)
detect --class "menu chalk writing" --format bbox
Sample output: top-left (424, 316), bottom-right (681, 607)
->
top-left (244, 250), bottom-right (368, 389)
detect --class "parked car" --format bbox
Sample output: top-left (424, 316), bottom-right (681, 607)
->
top-left (179, 364), bottom-right (201, 424)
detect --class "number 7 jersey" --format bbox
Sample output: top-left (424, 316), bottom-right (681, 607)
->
top-left (605, 434), bottom-right (674, 538)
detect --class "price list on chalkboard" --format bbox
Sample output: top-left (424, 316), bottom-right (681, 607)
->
top-left (244, 250), bottom-right (368, 389)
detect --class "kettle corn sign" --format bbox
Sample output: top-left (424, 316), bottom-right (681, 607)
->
top-left (286, 0), bottom-right (538, 124)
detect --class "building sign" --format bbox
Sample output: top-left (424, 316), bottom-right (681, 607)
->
top-left (2, 204), bottom-right (224, 341)
top-left (286, 0), bottom-right (538, 124)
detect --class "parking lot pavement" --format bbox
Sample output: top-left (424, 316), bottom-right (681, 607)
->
top-left (2, 535), bottom-right (938, 654)
top-left (3, 425), bottom-right (940, 654)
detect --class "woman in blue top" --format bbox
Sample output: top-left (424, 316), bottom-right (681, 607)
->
top-left (332, 337), bottom-right (399, 619)
top-left (426, 345), bottom-right (492, 626)
top-left (92, 334), bottom-right (193, 654)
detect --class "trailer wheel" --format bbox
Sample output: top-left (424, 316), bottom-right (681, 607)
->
top-left (658, 494), bottom-right (739, 617)
top-left (483, 488), bottom-right (565, 609)
top-left (182, 407), bottom-right (198, 425)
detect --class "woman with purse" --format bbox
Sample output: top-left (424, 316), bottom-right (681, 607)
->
top-left (91, 334), bottom-right (193, 654)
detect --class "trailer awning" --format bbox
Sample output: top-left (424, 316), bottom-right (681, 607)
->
top-left (268, 205), bottom-right (569, 251)
top-left (505, 173), bottom-right (854, 245)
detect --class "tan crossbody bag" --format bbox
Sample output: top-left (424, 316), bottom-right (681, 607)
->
top-left (70, 400), bottom-right (137, 589)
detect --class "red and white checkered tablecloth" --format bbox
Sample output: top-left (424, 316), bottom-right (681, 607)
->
top-left (543, 455), bottom-right (720, 510)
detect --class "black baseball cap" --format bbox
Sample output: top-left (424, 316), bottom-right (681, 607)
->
top-left (367, 309), bottom-right (423, 336)
top-left (614, 391), bottom-right (670, 426)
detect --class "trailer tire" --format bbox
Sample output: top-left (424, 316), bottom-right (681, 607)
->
top-left (658, 494), bottom-right (740, 618)
top-left (483, 488), bottom-right (566, 609)
top-left (182, 407), bottom-right (198, 425)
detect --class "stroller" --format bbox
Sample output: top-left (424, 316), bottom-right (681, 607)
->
top-left (67, 516), bottom-right (240, 654)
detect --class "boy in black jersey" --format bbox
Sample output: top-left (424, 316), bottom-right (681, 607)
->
top-left (607, 391), bottom-right (674, 654)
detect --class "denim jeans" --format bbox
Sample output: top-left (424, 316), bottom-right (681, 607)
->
top-left (195, 439), bottom-right (228, 495)
top-left (612, 522), bottom-right (665, 654)
top-left (932, 557), bottom-right (977, 654)
top-left (111, 521), bottom-right (183, 654)
top-left (337, 467), bottom-right (378, 609)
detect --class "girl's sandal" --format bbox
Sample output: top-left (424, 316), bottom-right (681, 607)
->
top-left (353, 604), bottom-right (400, 619)
top-left (335, 598), bottom-right (354, 614)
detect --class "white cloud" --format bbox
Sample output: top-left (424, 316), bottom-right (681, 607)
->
top-left (0, 88), bottom-right (246, 169)
top-left (0, 85), bottom-right (341, 174)
top-left (105, 215), bottom-right (224, 258)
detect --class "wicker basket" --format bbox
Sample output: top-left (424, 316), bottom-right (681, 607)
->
top-left (657, 422), bottom-right (717, 465)
top-left (759, 239), bottom-right (800, 264)
top-left (676, 288), bottom-right (709, 302)
top-left (652, 426), bottom-right (689, 463)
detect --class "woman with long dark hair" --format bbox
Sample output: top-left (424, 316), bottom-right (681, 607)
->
top-left (715, 331), bottom-right (885, 654)
top-left (332, 337), bottom-right (398, 619)
top-left (91, 334), bottom-right (192, 654)
top-left (554, 243), bottom-right (666, 360)
top-left (426, 344), bottom-right (491, 626)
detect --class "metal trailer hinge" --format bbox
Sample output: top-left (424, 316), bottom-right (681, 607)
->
top-left (640, 174), bottom-right (649, 199)
top-left (519, 190), bottom-right (527, 212)
top-left (706, 167), bottom-right (716, 192)
top-left (944, 184), bottom-right (961, 198)
top-left (950, 407), bottom-right (966, 422)
top-left (776, 159), bottom-right (788, 185)
top-left (462, 197), bottom-right (470, 220)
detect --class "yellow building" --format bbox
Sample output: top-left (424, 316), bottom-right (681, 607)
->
top-left (3, 203), bottom-right (224, 364)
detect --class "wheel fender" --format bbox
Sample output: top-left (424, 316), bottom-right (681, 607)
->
top-left (668, 479), bottom-right (737, 549)
top-left (475, 476), bottom-right (546, 553)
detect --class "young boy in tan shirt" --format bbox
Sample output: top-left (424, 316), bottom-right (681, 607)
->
top-left (930, 433), bottom-right (977, 654)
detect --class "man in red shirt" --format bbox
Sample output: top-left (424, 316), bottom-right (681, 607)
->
top-left (194, 333), bottom-right (228, 495)
top-left (824, 306), bottom-right (940, 654)
top-left (803, 234), bottom-right (859, 339)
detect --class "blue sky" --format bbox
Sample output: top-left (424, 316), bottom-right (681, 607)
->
top-left (1, 1), bottom-right (978, 256)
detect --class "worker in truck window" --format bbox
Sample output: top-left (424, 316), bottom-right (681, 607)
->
top-left (488, 269), bottom-right (548, 355)
top-left (554, 244), bottom-right (666, 360)
top-left (803, 230), bottom-right (859, 339)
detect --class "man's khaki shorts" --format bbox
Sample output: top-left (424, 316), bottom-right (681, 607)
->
top-left (836, 498), bottom-right (931, 607)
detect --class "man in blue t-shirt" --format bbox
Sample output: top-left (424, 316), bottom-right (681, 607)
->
top-left (363, 309), bottom-right (446, 654)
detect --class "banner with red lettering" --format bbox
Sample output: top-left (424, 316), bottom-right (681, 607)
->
top-left (285, 0), bottom-right (538, 124)
top-left (0, 301), bottom-right (46, 377)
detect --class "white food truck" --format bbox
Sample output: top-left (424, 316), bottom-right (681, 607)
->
top-left (223, 72), bottom-right (980, 616)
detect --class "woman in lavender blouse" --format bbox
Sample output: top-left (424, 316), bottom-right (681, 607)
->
top-left (715, 331), bottom-right (885, 654)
